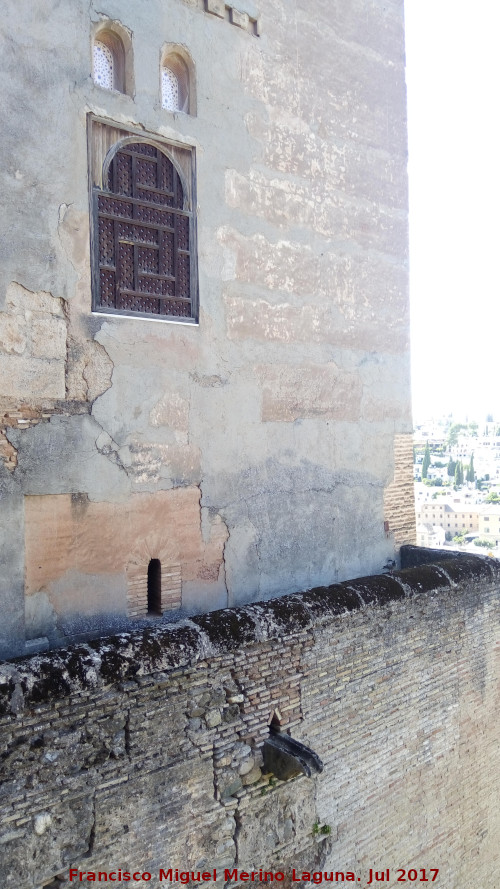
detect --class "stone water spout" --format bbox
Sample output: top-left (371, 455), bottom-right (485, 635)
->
top-left (263, 728), bottom-right (324, 781)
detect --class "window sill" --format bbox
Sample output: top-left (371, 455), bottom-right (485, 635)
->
top-left (92, 310), bottom-right (199, 326)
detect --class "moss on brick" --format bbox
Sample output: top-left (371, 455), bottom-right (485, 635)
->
top-left (396, 564), bottom-right (452, 595)
top-left (342, 574), bottom-right (406, 606)
top-left (27, 658), bottom-right (72, 704)
top-left (299, 585), bottom-right (361, 617)
top-left (0, 676), bottom-right (16, 717)
top-left (192, 609), bottom-right (257, 648)
top-left (157, 626), bottom-right (205, 668)
top-left (65, 647), bottom-right (98, 684)
top-left (259, 596), bottom-right (312, 630)
top-left (137, 629), bottom-right (165, 664)
top-left (1, 555), bottom-right (499, 715)
top-left (437, 554), bottom-right (497, 584)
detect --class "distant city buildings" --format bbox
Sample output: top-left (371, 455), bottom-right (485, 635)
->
top-left (414, 415), bottom-right (500, 552)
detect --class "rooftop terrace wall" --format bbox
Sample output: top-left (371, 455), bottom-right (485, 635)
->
top-left (1, 549), bottom-right (499, 889)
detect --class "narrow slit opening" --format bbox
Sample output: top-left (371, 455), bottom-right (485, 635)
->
top-left (147, 559), bottom-right (162, 615)
top-left (270, 709), bottom-right (283, 734)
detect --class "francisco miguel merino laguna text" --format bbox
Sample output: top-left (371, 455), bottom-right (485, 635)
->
top-left (68, 868), bottom-right (439, 884)
top-left (68, 870), bottom-right (359, 883)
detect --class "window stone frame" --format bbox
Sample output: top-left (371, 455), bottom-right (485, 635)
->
top-left (88, 116), bottom-right (198, 324)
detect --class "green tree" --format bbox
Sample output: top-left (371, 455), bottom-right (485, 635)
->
top-left (454, 461), bottom-right (464, 487)
top-left (447, 458), bottom-right (456, 477)
top-left (447, 423), bottom-right (465, 447)
top-left (422, 441), bottom-right (431, 479)
top-left (485, 491), bottom-right (500, 503)
top-left (466, 453), bottom-right (475, 483)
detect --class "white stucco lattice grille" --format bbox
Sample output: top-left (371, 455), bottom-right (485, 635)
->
top-left (93, 41), bottom-right (114, 90)
top-left (161, 66), bottom-right (180, 111)
top-left (95, 142), bottom-right (192, 318)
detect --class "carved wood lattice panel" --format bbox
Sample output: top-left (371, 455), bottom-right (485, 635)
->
top-left (96, 142), bottom-right (192, 317)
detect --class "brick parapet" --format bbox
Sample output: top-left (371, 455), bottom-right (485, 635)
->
top-left (1, 552), bottom-right (500, 888)
top-left (1, 552), bottom-right (498, 715)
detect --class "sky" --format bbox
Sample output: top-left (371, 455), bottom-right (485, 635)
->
top-left (405, 0), bottom-right (500, 424)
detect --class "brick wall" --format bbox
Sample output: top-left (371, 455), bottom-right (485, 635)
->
top-left (1, 551), bottom-right (499, 889)
top-left (384, 433), bottom-right (416, 546)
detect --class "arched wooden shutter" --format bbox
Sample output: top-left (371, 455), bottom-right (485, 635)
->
top-left (96, 142), bottom-right (192, 317)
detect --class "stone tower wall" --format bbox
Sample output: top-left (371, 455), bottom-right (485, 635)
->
top-left (0, 0), bottom-right (413, 658)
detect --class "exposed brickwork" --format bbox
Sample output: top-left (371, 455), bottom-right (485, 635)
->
top-left (1, 555), bottom-right (499, 888)
top-left (0, 429), bottom-right (18, 471)
top-left (384, 433), bottom-right (416, 545)
top-left (23, 491), bottom-right (228, 636)
top-left (0, 405), bottom-right (90, 475)
top-left (126, 563), bottom-right (182, 617)
top-left (0, 407), bottom-right (49, 471)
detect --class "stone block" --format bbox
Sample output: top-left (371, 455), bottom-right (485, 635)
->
top-left (206, 0), bottom-right (225, 18)
top-left (257, 363), bottom-right (362, 422)
top-left (5, 282), bottom-right (64, 317)
top-left (0, 356), bottom-right (65, 400)
top-left (231, 9), bottom-right (249, 29)
top-left (149, 392), bottom-right (189, 430)
top-left (238, 756), bottom-right (255, 776)
top-left (30, 317), bottom-right (66, 360)
top-left (23, 636), bottom-right (49, 655)
top-left (241, 765), bottom-right (261, 785)
top-left (0, 314), bottom-right (27, 355)
top-left (219, 767), bottom-right (243, 798)
top-left (205, 708), bottom-right (222, 728)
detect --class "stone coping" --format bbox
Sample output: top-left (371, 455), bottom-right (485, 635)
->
top-left (1, 547), bottom-right (499, 716)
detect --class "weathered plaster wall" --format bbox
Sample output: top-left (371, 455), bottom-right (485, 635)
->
top-left (1, 553), bottom-right (499, 889)
top-left (0, 0), bottom-right (413, 658)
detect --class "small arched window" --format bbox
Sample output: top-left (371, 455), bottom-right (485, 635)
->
top-left (92, 28), bottom-right (129, 94)
top-left (147, 559), bottom-right (162, 615)
top-left (161, 53), bottom-right (190, 113)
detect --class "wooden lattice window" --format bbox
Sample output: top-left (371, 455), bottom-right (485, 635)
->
top-left (93, 141), bottom-right (195, 320)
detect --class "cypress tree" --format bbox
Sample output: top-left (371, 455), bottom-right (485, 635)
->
top-left (455, 461), bottom-right (464, 487)
top-left (467, 453), bottom-right (475, 483)
top-left (422, 442), bottom-right (431, 479)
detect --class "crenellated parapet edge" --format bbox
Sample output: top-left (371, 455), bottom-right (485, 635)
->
top-left (1, 549), bottom-right (499, 716)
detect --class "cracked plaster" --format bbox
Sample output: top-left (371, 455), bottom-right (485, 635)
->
top-left (1, 0), bottom-right (411, 656)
